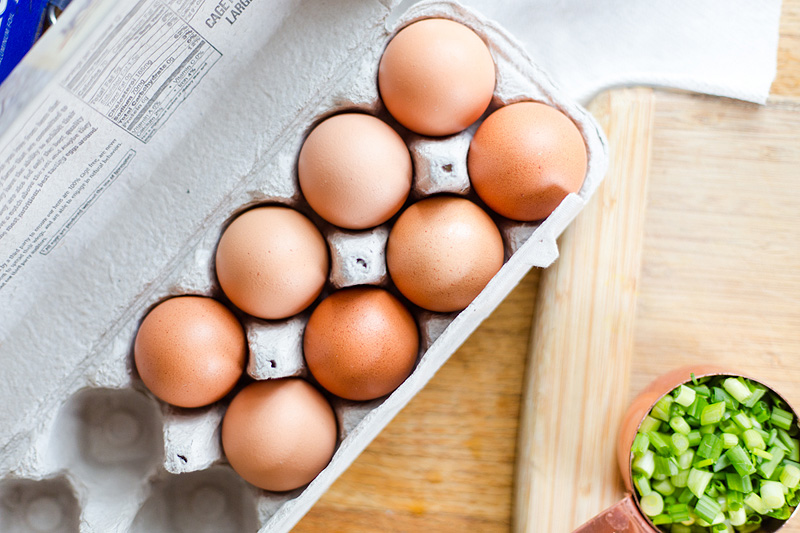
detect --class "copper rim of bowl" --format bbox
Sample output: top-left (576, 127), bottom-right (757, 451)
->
top-left (625, 368), bottom-right (800, 533)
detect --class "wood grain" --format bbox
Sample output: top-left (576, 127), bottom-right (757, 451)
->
top-left (514, 87), bottom-right (655, 532)
top-left (295, 2), bottom-right (800, 531)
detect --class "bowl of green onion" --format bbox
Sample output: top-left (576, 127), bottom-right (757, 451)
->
top-left (623, 369), bottom-right (799, 533)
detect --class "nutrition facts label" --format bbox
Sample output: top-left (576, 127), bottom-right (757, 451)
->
top-left (63, 0), bottom-right (221, 142)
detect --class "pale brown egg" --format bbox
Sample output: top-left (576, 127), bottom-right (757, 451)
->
top-left (379, 18), bottom-right (495, 137)
top-left (304, 286), bottom-right (419, 401)
top-left (386, 196), bottom-right (504, 312)
top-left (134, 296), bottom-right (246, 408)
top-left (468, 101), bottom-right (588, 221)
top-left (215, 206), bottom-right (329, 320)
top-left (298, 113), bottom-right (412, 230)
top-left (221, 379), bottom-right (337, 492)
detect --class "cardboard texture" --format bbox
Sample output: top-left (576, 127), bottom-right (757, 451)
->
top-left (0, 0), bottom-right (608, 531)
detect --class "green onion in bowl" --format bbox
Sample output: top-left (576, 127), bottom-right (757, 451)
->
top-left (631, 374), bottom-right (800, 532)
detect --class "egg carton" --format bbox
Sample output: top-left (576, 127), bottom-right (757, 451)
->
top-left (0, 0), bottom-right (608, 532)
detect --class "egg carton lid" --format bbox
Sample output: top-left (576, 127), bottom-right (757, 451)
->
top-left (0, 0), bottom-right (404, 473)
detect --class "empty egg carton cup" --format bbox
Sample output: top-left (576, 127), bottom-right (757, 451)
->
top-left (0, 1), bottom-right (608, 531)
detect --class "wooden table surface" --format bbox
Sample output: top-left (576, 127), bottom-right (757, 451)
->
top-left (296, 3), bottom-right (800, 531)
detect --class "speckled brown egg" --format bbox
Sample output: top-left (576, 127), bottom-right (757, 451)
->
top-left (215, 206), bottom-right (329, 320)
top-left (221, 379), bottom-right (337, 492)
top-left (386, 196), bottom-right (504, 312)
top-left (379, 18), bottom-right (496, 137)
top-left (298, 113), bottom-right (412, 230)
top-left (304, 286), bottom-right (419, 401)
top-left (134, 296), bottom-right (246, 408)
top-left (468, 101), bottom-right (588, 221)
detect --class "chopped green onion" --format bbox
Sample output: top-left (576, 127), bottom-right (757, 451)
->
top-left (699, 424), bottom-right (716, 435)
top-left (710, 523), bottom-right (728, 533)
top-left (768, 428), bottom-right (779, 447)
top-left (688, 468), bottom-right (713, 498)
top-left (648, 431), bottom-right (671, 455)
top-left (778, 428), bottom-right (793, 447)
top-left (670, 402), bottom-right (686, 418)
top-left (671, 433), bottom-right (690, 456)
top-left (701, 402), bottom-right (726, 426)
top-left (634, 474), bottom-right (651, 496)
top-left (721, 433), bottom-right (738, 449)
top-left (678, 449), bottom-right (695, 470)
top-left (678, 486), bottom-right (695, 504)
top-left (758, 446), bottom-right (785, 479)
top-left (692, 384), bottom-right (711, 397)
top-left (743, 429), bottom-right (766, 451)
top-left (655, 455), bottom-right (680, 477)
top-left (727, 489), bottom-right (744, 510)
top-left (672, 469), bottom-right (690, 488)
top-left (653, 478), bottom-right (675, 496)
top-left (712, 452), bottom-right (731, 473)
top-left (640, 415), bottom-right (661, 433)
top-left (631, 375), bottom-right (798, 532)
top-left (688, 396), bottom-right (709, 419)
top-left (652, 395), bottom-right (674, 422)
top-left (697, 433), bottom-right (723, 461)
top-left (731, 412), bottom-right (752, 430)
top-left (761, 480), bottom-right (786, 509)
top-left (670, 416), bottom-right (691, 436)
top-left (719, 419), bottom-right (739, 435)
top-left (726, 473), bottom-right (753, 493)
top-left (723, 378), bottom-right (752, 404)
top-left (713, 387), bottom-right (738, 410)
top-left (772, 406), bottom-right (794, 431)
top-left (780, 464), bottom-right (800, 489)
top-left (632, 433), bottom-right (650, 455)
top-left (767, 504), bottom-right (793, 520)
top-left (695, 458), bottom-right (714, 469)
top-left (742, 385), bottom-right (767, 408)
top-left (726, 445), bottom-right (756, 476)
top-left (651, 514), bottom-right (671, 525)
top-left (753, 448), bottom-right (773, 461)
top-left (633, 449), bottom-right (655, 478)
top-left (753, 401), bottom-right (771, 423)
top-left (667, 502), bottom-right (690, 522)
top-left (790, 438), bottom-right (800, 462)
top-left (694, 494), bottom-right (722, 523)
top-left (674, 385), bottom-right (697, 407)
top-left (744, 492), bottom-right (767, 514)
top-left (640, 492), bottom-right (664, 516)
top-left (728, 505), bottom-right (747, 526)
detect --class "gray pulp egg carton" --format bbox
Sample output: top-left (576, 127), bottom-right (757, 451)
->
top-left (0, 0), bottom-right (608, 531)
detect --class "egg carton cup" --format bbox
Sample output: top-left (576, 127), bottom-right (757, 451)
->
top-left (0, 0), bottom-right (608, 532)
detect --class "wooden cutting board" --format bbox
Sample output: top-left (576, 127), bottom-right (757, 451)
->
top-left (295, 2), bottom-right (800, 531)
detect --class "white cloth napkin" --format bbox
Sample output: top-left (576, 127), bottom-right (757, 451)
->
top-left (426, 0), bottom-right (783, 104)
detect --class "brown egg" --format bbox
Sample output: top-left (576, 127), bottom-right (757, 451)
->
top-left (468, 102), bottom-right (588, 221)
top-left (386, 196), bottom-right (504, 312)
top-left (221, 379), bottom-right (337, 492)
top-left (304, 286), bottom-right (419, 401)
top-left (298, 113), bottom-right (412, 230)
top-left (379, 18), bottom-right (495, 137)
top-left (134, 296), bottom-right (246, 408)
top-left (215, 206), bottom-right (329, 320)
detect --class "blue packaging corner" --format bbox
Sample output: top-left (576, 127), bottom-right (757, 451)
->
top-left (0, 0), bottom-right (53, 85)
